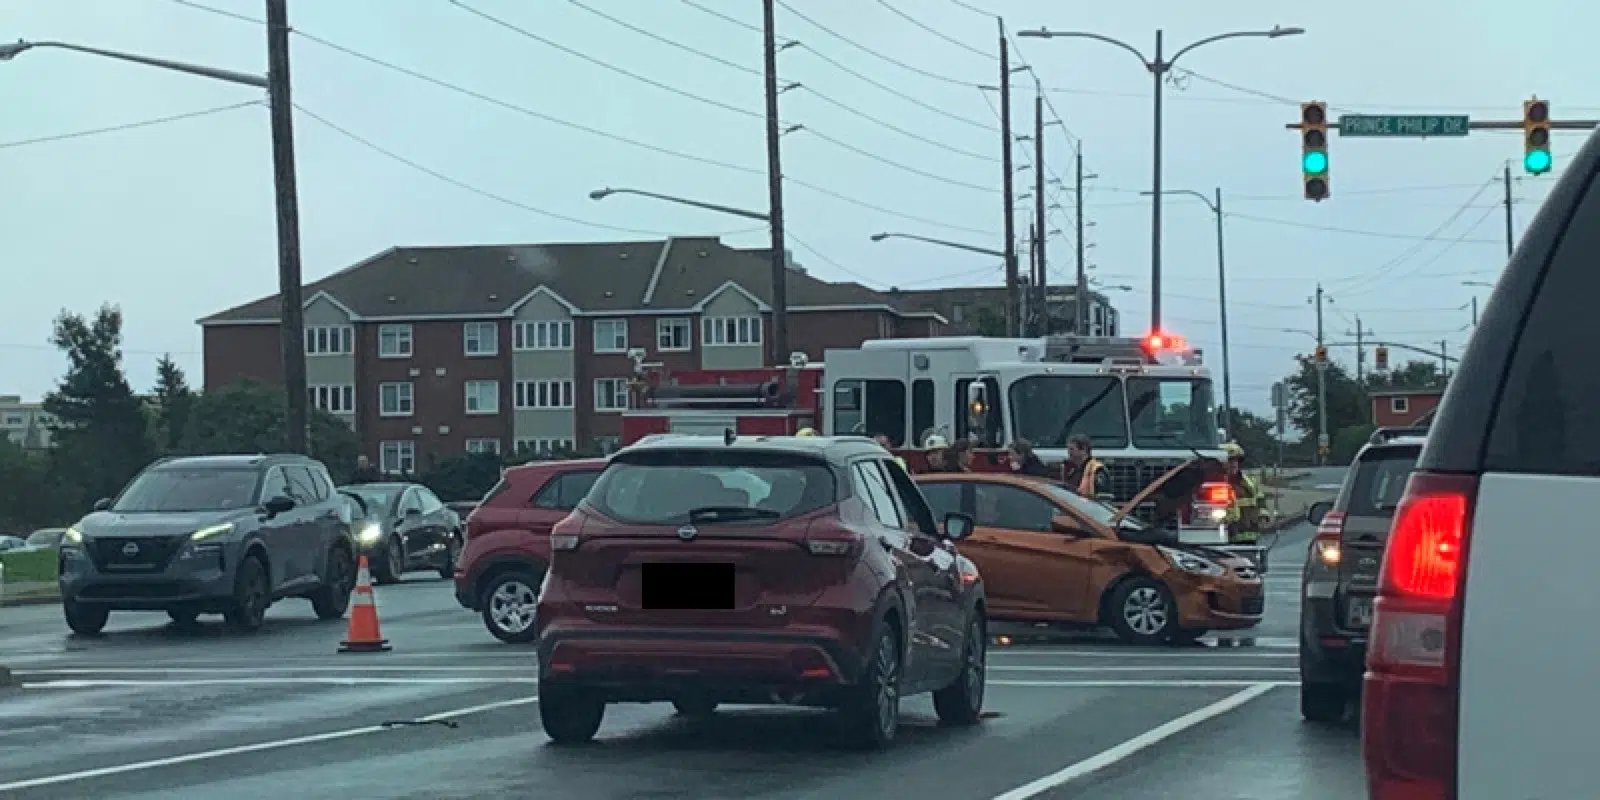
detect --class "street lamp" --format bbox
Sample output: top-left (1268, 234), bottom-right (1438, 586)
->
top-left (869, 232), bottom-right (1006, 259)
top-left (589, 186), bottom-right (769, 222)
top-left (2, 23), bottom-right (314, 454)
top-left (1462, 280), bottom-right (1493, 325)
top-left (1018, 25), bottom-right (1304, 333)
top-left (1143, 186), bottom-right (1234, 438)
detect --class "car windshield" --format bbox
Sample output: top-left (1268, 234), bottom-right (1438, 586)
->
top-left (588, 450), bottom-right (837, 526)
top-left (1127, 377), bottom-right (1220, 450)
top-left (1008, 376), bottom-right (1129, 449)
top-left (112, 468), bottom-right (260, 513)
top-left (341, 487), bottom-right (395, 513)
top-left (1032, 481), bottom-right (1145, 531)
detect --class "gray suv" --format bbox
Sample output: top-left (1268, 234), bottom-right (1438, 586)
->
top-left (58, 454), bottom-right (358, 635)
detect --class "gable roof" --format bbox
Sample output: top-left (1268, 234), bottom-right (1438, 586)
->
top-left (200, 237), bottom-right (942, 325)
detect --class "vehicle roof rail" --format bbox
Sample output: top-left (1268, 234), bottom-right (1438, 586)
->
top-left (1369, 426), bottom-right (1430, 444)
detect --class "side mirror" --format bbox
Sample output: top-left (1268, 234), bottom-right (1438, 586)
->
top-left (1050, 515), bottom-right (1082, 536)
top-left (92, 498), bottom-right (111, 512)
top-left (1307, 501), bottom-right (1333, 527)
top-left (263, 495), bottom-right (296, 515)
top-left (943, 512), bottom-right (975, 541)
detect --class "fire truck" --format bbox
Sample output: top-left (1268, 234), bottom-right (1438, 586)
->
top-left (619, 334), bottom-right (1253, 560)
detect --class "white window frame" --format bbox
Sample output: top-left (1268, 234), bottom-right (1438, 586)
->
top-left (701, 315), bottom-right (763, 347)
top-left (379, 440), bottom-right (415, 474)
top-left (378, 382), bottom-right (414, 417)
top-left (466, 438), bottom-right (501, 455)
top-left (515, 380), bottom-right (575, 410)
top-left (1391, 396), bottom-right (1410, 413)
top-left (378, 324), bottom-right (413, 358)
top-left (593, 378), bottom-right (630, 412)
top-left (304, 325), bottom-right (354, 356)
top-left (593, 319), bottom-right (628, 353)
top-left (307, 384), bottom-right (355, 414)
top-left (656, 318), bottom-right (691, 352)
top-left (513, 320), bottom-right (573, 351)
top-left (463, 321), bottom-right (499, 357)
top-left (515, 437), bottom-right (575, 456)
top-left (464, 380), bottom-right (500, 415)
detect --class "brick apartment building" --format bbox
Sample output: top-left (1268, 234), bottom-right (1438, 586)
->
top-left (198, 236), bottom-right (945, 473)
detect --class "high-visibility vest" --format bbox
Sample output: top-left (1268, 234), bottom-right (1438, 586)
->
top-left (1076, 459), bottom-right (1104, 496)
top-left (1226, 473), bottom-right (1261, 524)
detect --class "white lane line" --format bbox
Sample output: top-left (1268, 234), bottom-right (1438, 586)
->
top-left (21, 678), bottom-right (540, 688)
top-left (12, 666), bottom-right (526, 676)
top-left (990, 665), bottom-right (1297, 673)
top-left (991, 680), bottom-right (1296, 688)
top-left (990, 682), bottom-right (1278, 799)
top-left (989, 649), bottom-right (1294, 659)
top-left (0, 695), bottom-right (540, 793)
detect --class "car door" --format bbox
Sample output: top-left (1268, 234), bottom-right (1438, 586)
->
top-left (964, 481), bottom-right (1097, 621)
top-left (411, 487), bottom-right (449, 555)
top-left (282, 466), bottom-right (327, 583)
top-left (394, 488), bottom-right (428, 566)
top-left (851, 458), bottom-right (940, 684)
top-left (256, 467), bottom-right (307, 587)
top-left (882, 459), bottom-right (964, 676)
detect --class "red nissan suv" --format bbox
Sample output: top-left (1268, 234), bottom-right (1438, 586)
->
top-left (535, 434), bottom-right (985, 749)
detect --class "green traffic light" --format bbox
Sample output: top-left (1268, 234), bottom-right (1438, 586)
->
top-left (1302, 151), bottom-right (1328, 174)
top-left (1525, 149), bottom-right (1553, 174)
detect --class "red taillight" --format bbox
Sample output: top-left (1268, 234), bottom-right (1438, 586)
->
top-left (1363, 471), bottom-right (1477, 800)
top-left (803, 519), bottom-right (862, 557)
top-left (1199, 482), bottom-right (1234, 506)
top-left (1312, 511), bottom-right (1345, 567)
top-left (550, 512), bottom-right (585, 552)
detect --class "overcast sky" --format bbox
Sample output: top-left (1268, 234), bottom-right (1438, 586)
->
top-left (3, 0), bottom-right (1584, 413)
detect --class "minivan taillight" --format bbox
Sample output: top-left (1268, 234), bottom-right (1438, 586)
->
top-left (1363, 471), bottom-right (1477, 800)
top-left (1313, 511), bottom-right (1345, 567)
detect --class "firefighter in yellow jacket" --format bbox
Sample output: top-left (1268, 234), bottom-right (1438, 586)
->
top-left (1221, 442), bottom-right (1263, 544)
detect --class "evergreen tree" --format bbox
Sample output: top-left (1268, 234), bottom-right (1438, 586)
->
top-left (43, 305), bottom-right (154, 504)
top-left (151, 354), bottom-right (195, 453)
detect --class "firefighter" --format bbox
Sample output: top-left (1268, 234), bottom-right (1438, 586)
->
top-left (1061, 434), bottom-right (1108, 497)
top-left (1222, 442), bottom-right (1263, 544)
top-left (795, 427), bottom-right (817, 437)
top-left (873, 433), bottom-right (909, 472)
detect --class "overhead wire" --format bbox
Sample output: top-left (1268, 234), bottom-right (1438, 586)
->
top-left (1327, 176), bottom-right (1502, 293)
top-left (875, 0), bottom-right (997, 61)
top-left (0, 101), bottom-right (261, 150)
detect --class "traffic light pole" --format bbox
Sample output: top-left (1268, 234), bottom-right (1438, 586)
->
top-left (1503, 162), bottom-right (1515, 259)
top-left (1314, 283), bottom-right (1328, 466)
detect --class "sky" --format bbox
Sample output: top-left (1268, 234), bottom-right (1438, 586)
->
top-left (2, 0), bottom-right (1587, 416)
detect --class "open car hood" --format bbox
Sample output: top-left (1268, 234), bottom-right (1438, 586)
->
top-left (1107, 456), bottom-right (1227, 526)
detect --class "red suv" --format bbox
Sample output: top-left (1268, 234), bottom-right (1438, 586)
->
top-left (454, 459), bottom-right (606, 642)
top-left (535, 434), bottom-right (985, 750)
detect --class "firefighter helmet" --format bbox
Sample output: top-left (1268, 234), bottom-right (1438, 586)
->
top-left (923, 433), bottom-right (949, 450)
top-left (1221, 442), bottom-right (1245, 460)
top-left (795, 427), bottom-right (817, 437)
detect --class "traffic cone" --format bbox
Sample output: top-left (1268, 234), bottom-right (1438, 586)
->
top-left (339, 555), bottom-right (390, 653)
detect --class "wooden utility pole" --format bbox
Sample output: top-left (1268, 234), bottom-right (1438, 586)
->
top-left (998, 23), bottom-right (1020, 337)
top-left (266, 0), bottom-right (308, 453)
top-left (1033, 93), bottom-right (1046, 335)
top-left (761, 0), bottom-right (789, 365)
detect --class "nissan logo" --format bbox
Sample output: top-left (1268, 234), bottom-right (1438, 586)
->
top-left (121, 542), bottom-right (140, 557)
top-left (677, 525), bottom-right (698, 542)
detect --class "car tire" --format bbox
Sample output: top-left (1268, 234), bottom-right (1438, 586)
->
top-left (224, 555), bottom-right (270, 633)
top-left (167, 607), bottom-right (201, 627)
top-left (438, 533), bottom-right (461, 580)
top-left (839, 621), bottom-right (902, 750)
top-left (672, 697), bottom-right (719, 717)
top-left (1105, 576), bottom-right (1177, 646)
top-left (932, 616), bottom-right (986, 727)
top-left (374, 536), bottom-right (403, 585)
top-left (63, 598), bottom-right (109, 636)
top-left (1300, 682), bottom-right (1347, 723)
top-left (310, 545), bottom-right (355, 621)
top-left (480, 569), bottom-right (542, 644)
top-left (539, 685), bottom-right (605, 745)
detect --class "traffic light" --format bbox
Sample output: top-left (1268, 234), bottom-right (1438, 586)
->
top-left (1523, 98), bottom-right (1552, 175)
top-left (1374, 346), bottom-right (1389, 371)
top-left (1301, 102), bottom-right (1330, 201)
top-left (1314, 344), bottom-right (1328, 364)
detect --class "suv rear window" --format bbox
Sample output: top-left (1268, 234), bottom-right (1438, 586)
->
top-left (588, 450), bottom-right (837, 525)
top-left (1346, 445), bottom-right (1421, 517)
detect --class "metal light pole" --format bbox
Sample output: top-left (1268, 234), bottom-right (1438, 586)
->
top-left (590, 187), bottom-right (771, 223)
top-left (1463, 280), bottom-right (1493, 326)
top-left (1143, 187), bottom-right (1233, 439)
top-left (869, 232), bottom-right (1006, 260)
top-left (1017, 25), bottom-right (1303, 333)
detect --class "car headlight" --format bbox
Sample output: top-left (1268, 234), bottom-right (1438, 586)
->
top-left (191, 523), bottom-right (235, 541)
top-left (356, 523), bottom-right (383, 545)
top-left (1158, 545), bottom-right (1226, 577)
top-left (63, 526), bottom-right (84, 545)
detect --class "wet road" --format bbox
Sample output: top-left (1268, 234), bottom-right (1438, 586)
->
top-left (0, 525), bottom-right (1362, 799)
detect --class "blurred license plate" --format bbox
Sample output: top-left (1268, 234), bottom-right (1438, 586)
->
top-left (1346, 597), bottom-right (1373, 628)
top-left (641, 563), bottom-right (735, 610)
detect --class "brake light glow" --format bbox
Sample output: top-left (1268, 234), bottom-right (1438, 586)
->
top-left (1199, 482), bottom-right (1234, 506)
top-left (1313, 511), bottom-right (1345, 567)
top-left (1381, 492), bottom-right (1467, 601)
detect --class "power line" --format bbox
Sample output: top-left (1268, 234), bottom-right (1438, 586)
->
top-left (784, 231), bottom-right (882, 286)
top-left (798, 89), bottom-right (996, 162)
top-left (0, 101), bottom-right (261, 150)
top-left (565, 0), bottom-right (761, 77)
top-left (784, 177), bottom-right (992, 235)
top-left (798, 129), bottom-right (998, 193)
top-left (774, 0), bottom-right (975, 89)
top-left (876, 0), bottom-right (996, 61)
top-left (1225, 212), bottom-right (1502, 243)
top-left (1329, 176), bottom-right (1501, 293)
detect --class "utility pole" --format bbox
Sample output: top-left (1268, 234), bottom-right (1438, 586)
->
top-left (1034, 92), bottom-right (1047, 336)
top-left (998, 24), bottom-right (1020, 337)
top-left (1471, 297), bottom-right (1479, 326)
top-left (1149, 30), bottom-right (1165, 333)
top-left (1212, 187), bottom-right (1233, 439)
top-left (761, 0), bottom-right (789, 366)
top-left (1075, 150), bottom-right (1087, 335)
top-left (266, 0), bottom-right (308, 454)
top-left (1314, 283), bottom-right (1328, 466)
top-left (1503, 162), bottom-right (1515, 259)
top-left (1348, 315), bottom-right (1376, 386)
top-left (1027, 223), bottom-right (1040, 334)
top-left (1440, 340), bottom-right (1450, 380)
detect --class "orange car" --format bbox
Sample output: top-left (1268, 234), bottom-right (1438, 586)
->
top-left (915, 469), bottom-right (1264, 645)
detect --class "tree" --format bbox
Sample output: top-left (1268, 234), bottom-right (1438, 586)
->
top-left (1368, 359), bottom-right (1445, 391)
top-left (43, 305), bottom-right (154, 505)
top-left (1229, 409), bottom-right (1280, 468)
top-left (0, 439), bottom-right (79, 531)
top-left (151, 354), bottom-right (195, 454)
top-left (178, 380), bottom-right (359, 483)
top-left (1282, 354), bottom-right (1368, 441)
top-left (419, 452), bottom-right (504, 503)
top-left (972, 306), bottom-right (1006, 337)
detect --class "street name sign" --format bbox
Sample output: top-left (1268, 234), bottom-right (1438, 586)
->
top-left (1338, 114), bottom-right (1470, 137)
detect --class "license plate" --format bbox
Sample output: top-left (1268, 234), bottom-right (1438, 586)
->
top-left (1346, 596), bottom-right (1373, 628)
top-left (641, 563), bottom-right (735, 610)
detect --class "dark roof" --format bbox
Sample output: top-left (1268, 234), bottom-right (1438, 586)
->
top-left (200, 238), bottom-right (933, 324)
top-left (1369, 388), bottom-right (1446, 397)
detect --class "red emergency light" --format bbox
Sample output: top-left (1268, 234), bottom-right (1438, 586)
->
top-left (1142, 331), bottom-right (1187, 353)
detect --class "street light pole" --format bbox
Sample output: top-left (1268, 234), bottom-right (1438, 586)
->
top-left (1142, 187), bottom-right (1234, 440)
top-left (869, 232), bottom-right (1005, 259)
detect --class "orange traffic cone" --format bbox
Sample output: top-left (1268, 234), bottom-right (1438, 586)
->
top-left (339, 555), bottom-right (390, 653)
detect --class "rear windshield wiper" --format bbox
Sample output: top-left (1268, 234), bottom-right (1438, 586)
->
top-left (686, 506), bottom-right (781, 523)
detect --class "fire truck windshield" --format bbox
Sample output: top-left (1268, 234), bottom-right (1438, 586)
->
top-left (1127, 377), bottom-right (1220, 449)
top-left (1008, 376), bottom-right (1129, 450)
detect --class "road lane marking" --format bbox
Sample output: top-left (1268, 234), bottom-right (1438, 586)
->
top-left (21, 678), bottom-right (541, 688)
top-left (990, 682), bottom-right (1278, 799)
top-left (991, 680), bottom-right (1297, 688)
top-left (989, 665), bottom-right (1297, 673)
top-left (988, 649), bottom-right (1294, 659)
top-left (12, 666), bottom-right (527, 676)
top-left (0, 694), bottom-right (540, 793)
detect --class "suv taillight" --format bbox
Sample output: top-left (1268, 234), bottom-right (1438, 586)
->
top-left (1199, 482), bottom-right (1234, 506)
top-left (1312, 511), bottom-right (1345, 567)
top-left (1363, 471), bottom-right (1477, 800)
top-left (1187, 481), bottom-right (1233, 525)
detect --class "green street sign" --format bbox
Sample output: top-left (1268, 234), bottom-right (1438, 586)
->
top-left (1338, 114), bottom-right (1470, 137)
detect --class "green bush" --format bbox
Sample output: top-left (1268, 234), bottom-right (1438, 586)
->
top-left (0, 548), bottom-right (58, 583)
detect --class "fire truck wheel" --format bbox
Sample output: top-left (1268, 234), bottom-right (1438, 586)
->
top-left (1105, 576), bottom-right (1176, 646)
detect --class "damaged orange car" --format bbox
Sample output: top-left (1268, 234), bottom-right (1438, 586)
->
top-left (916, 466), bottom-right (1264, 645)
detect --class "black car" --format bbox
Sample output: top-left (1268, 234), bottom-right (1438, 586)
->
top-left (58, 454), bottom-right (358, 635)
top-left (338, 482), bottom-right (461, 584)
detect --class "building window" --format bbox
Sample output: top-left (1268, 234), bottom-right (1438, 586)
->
top-left (466, 438), bottom-right (501, 455)
top-left (951, 303), bottom-right (967, 324)
top-left (465, 380), bottom-right (500, 415)
top-left (307, 385), bottom-right (355, 414)
top-left (593, 319), bottom-right (628, 353)
top-left (378, 324), bottom-right (412, 358)
top-left (2, 414), bottom-right (23, 427)
top-left (305, 325), bottom-right (353, 356)
top-left (702, 315), bottom-right (762, 346)
top-left (657, 318), bottom-right (691, 351)
top-left (594, 378), bottom-right (630, 412)
top-left (463, 321), bottom-right (498, 356)
top-left (379, 440), bottom-right (415, 474)
top-left (379, 382), bottom-right (414, 417)
top-left (515, 437), bottom-right (575, 457)
top-left (515, 380), bottom-right (574, 410)
top-left (513, 320), bottom-right (572, 351)
top-left (1391, 396), bottom-right (1410, 414)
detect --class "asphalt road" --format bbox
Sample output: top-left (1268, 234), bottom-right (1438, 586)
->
top-left (0, 525), bottom-right (1362, 799)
